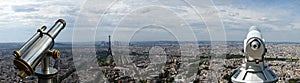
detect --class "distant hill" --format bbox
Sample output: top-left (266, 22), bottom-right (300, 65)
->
top-left (54, 42), bottom-right (72, 47)
top-left (0, 43), bottom-right (22, 49)
top-left (1, 41), bottom-right (300, 49)
top-left (0, 42), bottom-right (72, 49)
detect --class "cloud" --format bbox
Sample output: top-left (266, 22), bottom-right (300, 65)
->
top-left (12, 6), bottom-right (39, 12)
top-left (214, 0), bottom-right (300, 41)
top-left (74, 0), bottom-right (219, 42)
top-left (1, 0), bottom-right (300, 42)
top-left (0, 0), bottom-right (83, 42)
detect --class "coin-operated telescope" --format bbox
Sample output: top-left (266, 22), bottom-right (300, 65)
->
top-left (231, 26), bottom-right (278, 83)
top-left (13, 19), bottom-right (66, 83)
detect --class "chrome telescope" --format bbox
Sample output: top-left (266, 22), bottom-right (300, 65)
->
top-left (13, 19), bottom-right (66, 78)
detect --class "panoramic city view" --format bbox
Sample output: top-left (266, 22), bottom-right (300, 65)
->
top-left (0, 0), bottom-right (300, 83)
top-left (0, 40), bottom-right (300, 82)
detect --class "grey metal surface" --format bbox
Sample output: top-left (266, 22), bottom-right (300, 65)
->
top-left (19, 26), bottom-right (46, 54)
top-left (231, 63), bottom-right (278, 83)
top-left (35, 67), bottom-right (58, 83)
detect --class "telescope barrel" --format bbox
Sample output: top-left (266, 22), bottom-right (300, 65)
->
top-left (13, 19), bottom-right (66, 78)
top-left (246, 26), bottom-right (262, 39)
top-left (18, 26), bottom-right (47, 55)
top-left (47, 19), bottom-right (66, 39)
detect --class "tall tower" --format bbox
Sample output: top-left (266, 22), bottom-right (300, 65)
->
top-left (231, 26), bottom-right (278, 83)
top-left (107, 35), bottom-right (113, 57)
top-left (106, 35), bottom-right (114, 66)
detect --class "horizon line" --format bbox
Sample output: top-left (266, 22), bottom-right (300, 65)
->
top-left (1, 40), bottom-right (300, 43)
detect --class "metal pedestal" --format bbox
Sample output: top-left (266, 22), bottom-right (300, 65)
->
top-left (231, 63), bottom-right (278, 83)
top-left (35, 56), bottom-right (58, 83)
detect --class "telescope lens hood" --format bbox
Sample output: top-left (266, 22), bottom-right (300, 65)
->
top-left (13, 58), bottom-right (34, 78)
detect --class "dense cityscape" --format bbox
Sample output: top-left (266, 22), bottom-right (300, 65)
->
top-left (0, 41), bottom-right (300, 82)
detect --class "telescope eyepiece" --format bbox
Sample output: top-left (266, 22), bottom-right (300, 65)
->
top-left (251, 40), bottom-right (260, 50)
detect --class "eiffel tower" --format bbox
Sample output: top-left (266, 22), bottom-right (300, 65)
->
top-left (101, 35), bottom-right (119, 81)
top-left (107, 35), bottom-right (113, 57)
top-left (106, 35), bottom-right (114, 66)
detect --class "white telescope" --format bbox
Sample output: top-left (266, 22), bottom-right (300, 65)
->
top-left (244, 26), bottom-right (266, 63)
top-left (231, 26), bottom-right (278, 83)
top-left (13, 19), bottom-right (66, 82)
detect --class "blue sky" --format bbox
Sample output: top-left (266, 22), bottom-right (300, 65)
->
top-left (0, 0), bottom-right (300, 42)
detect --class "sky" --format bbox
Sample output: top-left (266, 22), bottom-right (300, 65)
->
top-left (0, 0), bottom-right (300, 42)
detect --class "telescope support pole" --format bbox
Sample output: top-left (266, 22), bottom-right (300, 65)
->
top-left (35, 55), bottom-right (58, 83)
